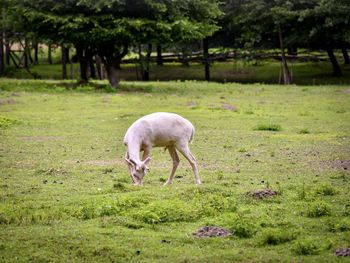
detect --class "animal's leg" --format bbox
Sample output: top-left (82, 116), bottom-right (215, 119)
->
top-left (164, 146), bottom-right (180, 185)
top-left (175, 142), bottom-right (201, 185)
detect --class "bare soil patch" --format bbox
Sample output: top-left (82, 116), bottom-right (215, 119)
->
top-left (334, 248), bottom-right (350, 257)
top-left (249, 188), bottom-right (278, 199)
top-left (193, 226), bottom-right (231, 238)
top-left (186, 101), bottom-right (198, 108)
top-left (221, 102), bottom-right (238, 111)
top-left (330, 160), bottom-right (350, 172)
top-left (0, 98), bottom-right (17, 105)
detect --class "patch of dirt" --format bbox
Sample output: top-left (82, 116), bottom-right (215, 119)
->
top-left (0, 98), bottom-right (17, 105)
top-left (334, 248), bottom-right (350, 257)
top-left (44, 168), bottom-right (67, 176)
top-left (187, 101), bottom-right (198, 108)
top-left (221, 102), bottom-right (238, 111)
top-left (193, 226), bottom-right (231, 238)
top-left (330, 160), bottom-right (350, 172)
top-left (249, 188), bottom-right (278, 199)
top-left (21, 136), bottom-right (64, 141)
top-left (344, 88), bottom-right (350, 94)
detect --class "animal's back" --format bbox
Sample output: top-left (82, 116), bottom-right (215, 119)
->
top-left (124, 112), bottom-right (194, 147)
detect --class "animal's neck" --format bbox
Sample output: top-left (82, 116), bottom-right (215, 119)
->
top-left (127, 136), bottom-right (142, 162)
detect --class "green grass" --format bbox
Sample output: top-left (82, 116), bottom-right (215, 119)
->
top-left (4, 59), bottom-right (350, 85)
top-left (0, 79), bottom-right (350, 262)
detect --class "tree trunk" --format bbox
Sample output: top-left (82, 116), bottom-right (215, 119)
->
top-left (48, 44), bottom-right (52, 64)
top-left (106, 65), bottom-right (119, 88)
top-left (327, 47), bottom-right (342, 76)
top-left (278, 26), bottom-right (292, 84)
top-left (89, 58), bottom-right (96, 79)
top-left (139, 44), bottom-right (152, 81)
top-left (99, 44), bottom-right (128, 88)
top-left (23, 39), bottom-right (29, 69)
top-left (77, 46), bottom-right (89, 82)
top-left (0, 28), bottom-right (4, 75)
top-left (62, 46), bottom-right (67, 79)
top-left (65, 47), bottom-right (70, 63)
top-left (95, 55), bottom-right (103, 80)
top-left (156, 45), bottom-right (163, 66)
top-left (203, 37), bottom-right (210, 81)
top-left (34, 43), bottom-right (39, 64)
top-left (341, 48), bottom-right (350, 64)
top-left (5, 39), bottom-right (10, 65)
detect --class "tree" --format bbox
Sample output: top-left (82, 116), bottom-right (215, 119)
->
top-left (9, 0), bottom-right (221, 87)
top-left (220, 0), bottom-right (350, 79)
top-left (296, 0), bottom-right (350, 76)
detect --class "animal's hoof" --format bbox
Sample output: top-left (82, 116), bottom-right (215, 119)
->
top-left (163, 181), bottom-right (172, 186)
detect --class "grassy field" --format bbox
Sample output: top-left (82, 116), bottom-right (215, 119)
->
top-left (4, 60), bottom-right (350, 85)
top-left (0, 79), bottom-right (350, 262)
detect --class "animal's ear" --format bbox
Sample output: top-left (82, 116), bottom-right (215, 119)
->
top-left (125, 158), bottom-right (136, 167)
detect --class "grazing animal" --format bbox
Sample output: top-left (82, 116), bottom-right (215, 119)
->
top-left (123, 112), bottom-right (201, 186)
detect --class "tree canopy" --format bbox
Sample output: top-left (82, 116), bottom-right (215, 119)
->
top-left (7, 0), bottom-right (222, 86)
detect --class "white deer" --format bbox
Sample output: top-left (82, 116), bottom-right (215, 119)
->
top-left (123, 112), bottom-right (201, 186)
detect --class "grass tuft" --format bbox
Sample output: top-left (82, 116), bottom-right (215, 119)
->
top-left (254, 123), bottom-right (282, 131)
top-left (259, 228), bottom-right (297, 245)
top-left (307, 201), bottom-right (332, 217)
top-left (291, 238), bottom-right (324, 255)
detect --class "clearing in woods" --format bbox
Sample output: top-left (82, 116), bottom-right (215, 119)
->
top-left (0, 79), bottom-right (349, 262)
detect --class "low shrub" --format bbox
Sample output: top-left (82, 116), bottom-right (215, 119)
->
top-left (259, 228), bottom-right (297, 245)
top-left (0, 116), bottom-right (21, 129)
top-left (291, 238), bottom-right (322, 255)
top-left (229, 216), bottom-right (257, 238)
top-left (298, 128), bottom-right (310, 134)
top-left (307, 201), bottom-right (331, 217)
top-left (327, 218), bottom-right (350, 232)
top-left (255, 123), bottom-right (282, 131)
top-left (134, 199), bottom-right (198, 224)
top-left (313, 183), bottom-right (337, 196)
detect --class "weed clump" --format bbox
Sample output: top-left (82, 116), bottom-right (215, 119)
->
top-left (229, 216), bottom-right (257, 238)
top-left (259, 228), bottom-right (297, 245)
top-left (254, 123), bottom-right (282, 131)
top-left (0, 116), bottom-right (21, 129)
top-left (307, 201), bottom-right (331, 217)
top-left (327, 218), bottom-right (350, 232)
top-left (292, 238), bottom-right (323, 255)
top-left (298, 128), bottom-right (310, 134)
top-left (134, 199), bottom-right (197, 224)
top-left (313, 183), bottom-right (338, 196)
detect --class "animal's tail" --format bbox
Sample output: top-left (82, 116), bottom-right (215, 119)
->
top-left (189, 125), bottom-right (195, 144)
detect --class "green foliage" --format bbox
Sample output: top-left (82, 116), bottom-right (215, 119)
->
top-left (227, 215), bottom-right (257, 238)
top-left (327, 218), bottom-right (350, 232)
top-left (291, 238), bottom-right (323, 255)
top-left (313, 183), bottom-right (338, 196)
top-left (255, 123), bottom-right (282, 131)
top-left (259, 228), bottom-right (297, 245)
top-left (0, 116), bottom-right (21, 129)
top-left (134, 199), bottom-right (197, 224)
top-left (298, 128), bottom-right (310, 134)
top-left (307, 201), bottom-right (332, 217)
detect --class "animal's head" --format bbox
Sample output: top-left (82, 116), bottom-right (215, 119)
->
top-left (125, 157), bottom-right (151, 185)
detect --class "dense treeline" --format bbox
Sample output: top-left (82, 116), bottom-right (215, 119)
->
top-left (0, 0), bottom-right (349, 87)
